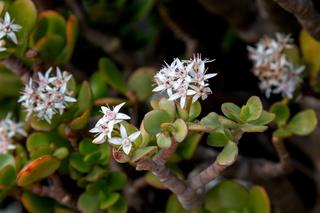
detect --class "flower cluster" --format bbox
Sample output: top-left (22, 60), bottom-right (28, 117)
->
top-left (0, 114), bottom-right (26, 154)
top-left (0, 12), bottom-right (22, 52)
top-left (18, 67), bottom-right (77, 123)
top-left (90, 103), bottom-right (140, 155)
top-left (248, 33), bottom-right (304, 98)
top-left (153, 54), bottom-right (217, 108)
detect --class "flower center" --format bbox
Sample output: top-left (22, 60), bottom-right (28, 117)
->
top-left (123, 138), bottom-right (131, 147)
top-left (105, 110), bottom-right (115, 120)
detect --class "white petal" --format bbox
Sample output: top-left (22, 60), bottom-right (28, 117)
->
top-left (180, 96), bottom-right (186, 108)
top-left (119, 124), bottom-right (128, 138)
top-left (168, 93), bottom-right (180, 101)
top-left (116, 113), bottom-right (130, 120)
top-left (101, 106), bottom-right (110, 114)
top-left (108, 137), bottom-right (123, 145)
top-left (93, 133), bottom-right (107, 144)
top-left (8, 32), bottom-right (17, 44)
top-left (129, 131), bottom-right (140, 142)
top-left (122, 143), bottom-right (132, 155)
top-left (113, 102), bottom-right (125, 113)
top-left (4, 12), bottom-right (10, 24)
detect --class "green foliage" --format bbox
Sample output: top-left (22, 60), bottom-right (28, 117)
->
top-left (21, 191), bottom-right (55, 213)
top-left (143, 110), bottom-right (173, 135)
top-left (128, 67), bottom-right (155, 101)
top-left (204, 180), bottom-right (270, 213)
top-left (217, 141), bottom-right (238, 166)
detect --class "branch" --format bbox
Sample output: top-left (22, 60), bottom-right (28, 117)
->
top-left (273, 0), bottom-right (320, 40)
top-left (0, 56), bottom-right (32, 83)
top-left (27, 175), bottom-right (77, 210)
top-left (65, 0), bottom-right (137, 67)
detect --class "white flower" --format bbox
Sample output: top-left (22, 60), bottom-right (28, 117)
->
top-left (89, 120), bottom-right (113, 144)
top-left (109, 125), bottom-right (140, 155)
top-left (169, 83), bottom-right (196, 108)
top-left (0, 12), bottom-right (22, 44)
top-left (248, 33), bottom-right (304, 98)
top-left (153, 54), bottom-right (217, 108)
top-left (18, 67), bottom-right (76, 123)
top-left (90, 103), bottom-right (131, 144)
top-left (0, 114), bottom-right (27, 154)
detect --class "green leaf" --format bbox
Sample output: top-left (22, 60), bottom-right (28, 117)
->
top-left (26, 133), bottom-right (52, 159)
top-left (217, 141), bottom-right (238, 166)
top-left (143, 110), bottom-right (172, 135)
top-left (245, 96), bottom-right (263, 122)
top-left (79, 138), bottom-right (99, 156)
top-left (131, 146), bottom-right (158, 163)
top-left (200, 112), bottom-right (221, 129)
top-left (128, 67), bottom-right (155, 101)
top-left (99, 57), bottom-right (127, 95)
top-left (69, 153), bottom-right (91, 173)
top-left (221, 103), bottom-right (241, 122)
top-left (250, 111), bottom-right (275, 126)
top-left (21, 191), bottom-right (54, 213)
top-left (17, 155), bottom-right (61, 186)
top-left (84, 166), bottom-right (106, 182)
top-left (248, 186), bottom-right (270, 213)
top-left (300, 30), bottom-right (320, 86)
top-left (78, 192), bottom-right (99, 213)
top-left (270, 102), bottom-right (290, 126)
top-left (105, 172), bottom-right (127, 191)
top-left (165, 194), bottom-right (188, 213)
top-left (53, 147), bottom-right (69, 160)
top-left (0, 154), bottom-right (15, 170)
top-left (100, 192), bottom-right (120, 209)
top-left (33, 34), bottom-right (65, 63)
top-left (176, 133), bottom-right (202, 160)
top-left (207, 132), bottom-right (229, 147)
top-left (109, 196), bottom-right (128, 213)
top-left (287, 109), bottom-right (317, 136)
top-left (69, 109), bottom-right (90, 130)
top-left (75, 81), bottom-right (93, 116)
top-left (173, 119), bottom-right (188, 142)
top-left (189, 101), bottom-right (201, 121)
top-left (157, 133), bottom-right (172, 148)
top-left (158, 98), bottom-right (176, 118)
top-left (9, 0), bottom-right (37, 56)
top-left (204, 180), bottom-right (248, 212)
top-left (112, 147), bottom-right (130, 163)
top-left (273, 127), bottom-right (292, 138)
top-left (90, 72), bottom-right (109, 100)
top-left (0, 165), bottom-right (16, 189)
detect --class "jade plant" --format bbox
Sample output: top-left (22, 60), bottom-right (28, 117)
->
top-left (0, 0), bottom-right (319, 213)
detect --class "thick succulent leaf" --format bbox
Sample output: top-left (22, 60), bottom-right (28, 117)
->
top-left (128, 67), bottom-right (155, 101)
top-left (300, 30), bottom-right (320, 88)
top-left (244, 96), bottom-right (263, 122)
top-left (33, 34), bottom-right (65, 63)
top-left (188, 101), bottom-right (201, 121)
top-left (105, 172), bottom-right (127, 191)
top-left (217, 141), bottom-right (238, 166)
top-left (287, 109), bottom-right (317, 136)
top-left (176, 132), bottom-right (202, 160)
top-left (248, 186), bottom-right (270, 213)
top-left (157, 133), bottom-right (172, 148)
top-left (109, 196), bottom-right (128, 213)
top-left (143, 110), bottom-right (172, 135)
top-left (78, 192), bottom-right (99, 213)
top-left (158, 98), bottom-right (176, 118)
top-left (90, 72), bottom-right (109, 100)
top-left (221, 103), bottom-right (241, 122)
top-left (207, 131), bottom-right (229, 147)
top-left (165, 194), bottom-right (188, 213)
top-left (17, 155), bottom-right (61, 186)
top-left (131, 146), bottom-right (158, 163)
top-left (75, 81), bottom-right (93, 116)
top-left (53, 147), bottom-right (69, 160)
top-left (9, 0), bottom-right (37, 56)
top-left (0, 165), bottom-right (16, 189)
top-left (69, 109), bottom-right (90, 130)
top-left (200, 112), bottom-right (221, 129)
top-left (0, 154), bottom-right (15, 170)
top-left (204, 180), bottom-right (248, 212)
top-left (21, 191), bottom-right (54, 213)
top-left (100, 192), bottom-right (120, 209)
top-left (99, 58), bottom-right (128, 95)
top-left (173, 119), bottom-right (188, 142)
top-left (26, 132), bottom-right (52, 159)
top-left (112, 147), bottom-right (130, 163)
top-left (69, 152), bottom-right (91, 173)
top-left (240, 124), bottom-right (268, 132)
top-left (270, 102), bottom-right (290, 126)
top-left (250, 111), bottom-right (275, 126)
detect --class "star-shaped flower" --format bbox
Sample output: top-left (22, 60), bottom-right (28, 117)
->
top-left (109, 125), bottom-right (140, 155)
top-left (0, 12), bottom-right (22, 44)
